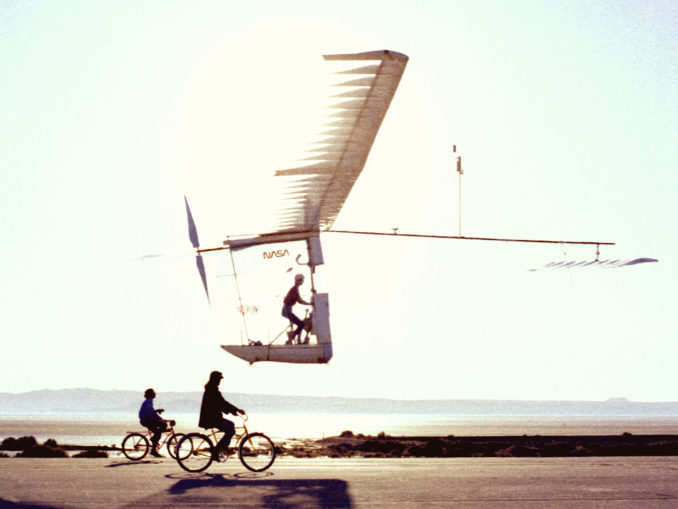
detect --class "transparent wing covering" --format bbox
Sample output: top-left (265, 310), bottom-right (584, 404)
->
top-left (203, 240), bottom-right (311, 344)
top-left (271, 50), bottom-right (408, 234)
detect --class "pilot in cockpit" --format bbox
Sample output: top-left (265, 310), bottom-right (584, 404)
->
top-left (282, 273), bottom-right (312, 344)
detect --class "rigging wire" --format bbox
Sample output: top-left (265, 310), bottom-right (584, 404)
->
top-left (227, 239), bottom-right (250, 342)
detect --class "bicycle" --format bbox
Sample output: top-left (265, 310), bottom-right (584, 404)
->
top-left (175, 414), bottom-right (275, 473)
top-left (121, 418), bottom-right (184, 461)
top-left (281, 309), bottom-right (312, 345)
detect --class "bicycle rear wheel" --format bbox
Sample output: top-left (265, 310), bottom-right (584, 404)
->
top-left (167, 433), bottom-right (184, 459)
top-left (238, 432), bottom-right (275, 472)
top-left (122, 433), bottom-right (149, 461)
top-left (175, 433), bottom-right (214, 472)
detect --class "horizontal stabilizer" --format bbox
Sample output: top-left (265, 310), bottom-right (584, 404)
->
top-left (535, 258), bottom-right (658, 271)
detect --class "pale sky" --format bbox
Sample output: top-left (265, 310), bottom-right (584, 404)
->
top-left (1, 0), bottom-right (676, 401)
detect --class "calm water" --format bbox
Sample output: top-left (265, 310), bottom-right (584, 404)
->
top-left (1, 413), bottom-right (677, 448)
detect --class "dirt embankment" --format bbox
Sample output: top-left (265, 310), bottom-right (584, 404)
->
top-left (3, 431), bottom-right (678, 459)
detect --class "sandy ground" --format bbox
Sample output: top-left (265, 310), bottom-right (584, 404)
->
top-left (2, 456), bottom-right (678, 508)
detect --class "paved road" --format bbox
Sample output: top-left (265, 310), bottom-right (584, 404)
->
top-left (1, 456), bottom-right (678, 508)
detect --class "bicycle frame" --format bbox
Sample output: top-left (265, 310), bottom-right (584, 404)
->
top-left (203, 418), bottom-right (250, 450)
top-left (174, 414), bottom-right (276, 473)
top-left (122, 419), bottom-right (184, 461)
top-left (135, 421), bottom-right (177, 449)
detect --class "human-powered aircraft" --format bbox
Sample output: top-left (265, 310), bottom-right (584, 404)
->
top-left (183, 49), bottom-right (656, 365)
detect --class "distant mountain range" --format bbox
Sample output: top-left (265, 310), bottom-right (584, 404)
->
top-left (2, 389), bottom-right (678, 416)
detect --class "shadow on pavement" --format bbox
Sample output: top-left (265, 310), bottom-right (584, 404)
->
top-left (130, 473), bottom-right (352, 508)
top-left (105, 459), bottom-right (163, 468)
top-left (0, 498), bottom-right (58, 508)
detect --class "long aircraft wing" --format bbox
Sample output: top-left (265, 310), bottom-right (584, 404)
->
top-left (227, 50), bottom-right (408, 249)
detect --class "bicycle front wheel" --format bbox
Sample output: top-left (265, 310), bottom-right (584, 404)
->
top-left (122, 433), bottom-right (149, 461)
top-left (167, 433), bottom-right (184, 459)
top-left (238, 432), bottom-right (276, 472)
top-left (175, 433), bottom-right (214, 473)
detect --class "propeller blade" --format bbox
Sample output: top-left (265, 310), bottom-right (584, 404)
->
top-left (185, 196), bottom-right (209, 303)
top-left (184, 195), bottom-right (200, 249)
top-left (196, 254), bottom-right (210, 303)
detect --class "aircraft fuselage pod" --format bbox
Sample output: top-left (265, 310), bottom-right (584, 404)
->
top-left (221, 233), bottom-right (333, 364)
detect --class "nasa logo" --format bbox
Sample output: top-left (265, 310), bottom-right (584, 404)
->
top-left (263, 249), bottom-right (290, 259)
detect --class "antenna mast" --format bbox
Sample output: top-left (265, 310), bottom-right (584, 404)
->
top-left (454, 145), bottom-right (463, 236)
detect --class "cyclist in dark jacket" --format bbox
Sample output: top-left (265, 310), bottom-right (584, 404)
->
top-left (199, 371), bottom-right (244, 461)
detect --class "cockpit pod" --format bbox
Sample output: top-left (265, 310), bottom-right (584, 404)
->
top-left (221, 232), bottom-right (333, 364)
